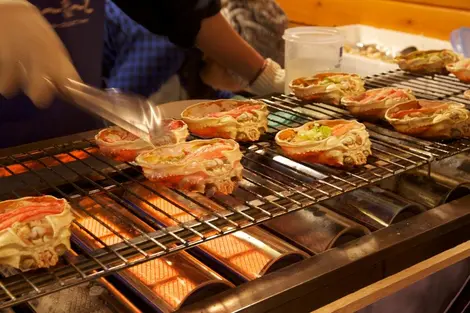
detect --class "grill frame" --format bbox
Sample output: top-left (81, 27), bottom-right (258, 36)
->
top-left (0, 70), bottom-right (469, 309)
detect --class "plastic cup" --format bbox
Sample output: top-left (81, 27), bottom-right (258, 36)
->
top-left (283, 27), bottom-right (344, 93)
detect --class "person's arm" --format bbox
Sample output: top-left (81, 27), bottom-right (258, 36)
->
top-left (0, 0), bottom-right (81, 107)
top-left (196, 13), bottom-right (264, 82)
top-left (111, 0), bottom-right (221, 48)
top-left (111, 0), bottom-right (284, 95)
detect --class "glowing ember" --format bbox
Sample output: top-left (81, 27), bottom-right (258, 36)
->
top-left (0, 148), bottom-right (97, 177)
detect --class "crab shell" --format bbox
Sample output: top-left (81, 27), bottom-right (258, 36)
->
top-left (341, 87), bottom-right (416, 120)
top-left (289, 73), bottom-right (365, 105)
top-left (181, 99), bottom-right (269, 142)
top-left (275, 120), bottom-right (372, 167)
top-left (446, 59), bottom-right (470, 83)
top-left (0, 196), bottom-right (74, 271)
top-left (95, 120), bottom-right (189, 162)
top-left (135, 139), bottom-right (243, 195)
top-left (385, 100), bottom-right (470, 139)
top-left (394, 50), bottom-right (460, 75)
top-left (465, 90), bottom-right (470, 100)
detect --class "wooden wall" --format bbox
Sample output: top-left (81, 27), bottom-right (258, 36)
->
top-left (277, 0), bottom-right (470, 40)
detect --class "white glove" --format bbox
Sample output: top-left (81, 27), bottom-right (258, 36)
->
top-left (0, 0), bottom-right (81, 108)
top-left (248, 58), bottom-right (285, 95)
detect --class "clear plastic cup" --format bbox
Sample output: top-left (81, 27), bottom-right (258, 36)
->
top-left (283, 27), bottom-right (344, 93)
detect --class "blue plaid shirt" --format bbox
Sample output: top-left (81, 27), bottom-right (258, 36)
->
top-left (103, 0), bottom-right (234, 99)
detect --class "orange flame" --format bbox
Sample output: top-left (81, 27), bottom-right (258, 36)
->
top-left (0, 148), bottom-right (98, 177)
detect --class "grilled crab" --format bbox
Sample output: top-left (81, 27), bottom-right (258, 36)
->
top-left (0, 196), bottom-right (74, 271)
top-left (385, 100), bottom-right (470, 139)
top-left (341, 87), bottom-right (416, 120)
top-left (95, 120), bottom-right (189, 162)
top-left (275, 120), bottom-right (371, 167)
top-left (446, 59), bottom-right (470, 83)
top-left (395, 50), bottom-right (460, 75)
top-left (181, 99), bottom-right (269, 142)
top-left (289, 73), bottom-right (365, 105)
top-left (135, 139), bottom-right (243, 195)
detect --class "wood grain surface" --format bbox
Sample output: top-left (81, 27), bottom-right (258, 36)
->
top-left (277, 0), bottom-right (470, 40)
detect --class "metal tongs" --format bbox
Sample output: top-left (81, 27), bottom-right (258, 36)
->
top-left (60, 79), bottom-right (165, 145)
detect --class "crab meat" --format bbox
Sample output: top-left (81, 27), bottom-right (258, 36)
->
top-left (341, 87), bottom-right (415, 120)
top-left (446, 59), bottom-right (470, 83)
top-left (289, 73), bottom-right (365, 105)
top-left (275, 120), bottom-right (371, 167)
top-left (95, 120), bottom-right (189, 162)
top-left (385, 100), bottom-right (470, 139)
top-left (0, 196), bottom-right (74, 271)
top-left (135, 139), bottom-right (243, 195)
top-left (181, 99), bottom-right (269, 142)
top-left (395, 50), bottom-right (460, 75)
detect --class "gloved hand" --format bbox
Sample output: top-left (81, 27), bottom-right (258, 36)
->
top-left (0, 0), bottom-right (81, 108)
top-left (248, 58), bottom-right (285, 96)
top-left (201, 58), bottom-right (285, 95)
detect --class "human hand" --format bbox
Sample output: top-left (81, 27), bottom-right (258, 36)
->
top-left (200, 58), bottom-right (245, 92)
top-left (0, 0), bottom-right (81, 108)
top-left (248, 58), bottom-right (285, 96)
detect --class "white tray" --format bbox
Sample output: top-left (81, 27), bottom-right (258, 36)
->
top-left (337, 24), bottom-right (453, 77)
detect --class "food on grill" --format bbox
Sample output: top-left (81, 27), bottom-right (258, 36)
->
top-left (289, 73), bottom-right (365, 105)
top-left (344, 43), bottom-right (395, 63)
top-left (385, 100), bottom-right (470, 139)
top-left (394, 50), bottom-right (460, 75)
top-left (0, 196), bottom-right (74, 271)
top-left (446, 59), bottom-right (470, 83)
top-left (135, 139), bottom-right (243, 195)
top-left (275, 120), bottom-right (371, 167)
top-left (181, 99), bottom-right (269, 142)
top-left (465, 90), bottom-right (470, 99)
top-left (341, 87), bottom-right (416, 120)
top-left (95, 120), bottom-right (189, 162)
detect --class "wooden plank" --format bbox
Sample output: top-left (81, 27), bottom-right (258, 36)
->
top-left (312, 241), bottom-right (470, 313)
top-left (391, 0), bottom-right (470, 11)
top-left (277, 0), bottom-right (470, 39)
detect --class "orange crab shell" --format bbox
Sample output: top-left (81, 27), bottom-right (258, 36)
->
top-left (181, 99), bottom-right (269, 142)
top-left (275, 120), bottom-right (372, 167)
top-left (289, 73), bottom-right (365, 105)
top-left (341, 87), bottom-right (416, 120)
top-left (0, 196), bottom-right (74, 271)
top-left (465, 90), bottom-right (470, 99)
top-left (135, 139), bottom-right (243, 194)
top-left (95, 120), bottom-right (189, 162)
top-left (394, 50), bottom-right (460, 75)
top-left (446, 59), bottom-right (470, 83)
top-left (385, 100), bottom-right (470, 139)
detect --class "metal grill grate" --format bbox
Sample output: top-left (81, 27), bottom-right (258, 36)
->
top-left (264, 70), bottom-right (470, 160)
top-left (0, 70), bottom-right (468, 308)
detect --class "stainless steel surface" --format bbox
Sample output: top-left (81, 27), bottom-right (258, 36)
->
top-left (392, 173), bottom-right (470, 209)
top-left (325, 185), bottom-right (425, 230)
top-left (72, 194), bottom-right (233, 313)
top-left (0, 70), bottom-right (469, 309)
top-left (123, 181), bottom-right (308, 281)
top-left (97, 278), bottom-right (142, 313)
top-left (178, 195), bottom-right (470, 313)
top-left (264, 205), bottom-right (370, 254)
top-left (62, 81), bottom-right (165, 145)
top-left (425, 152), bottom-right (470, 188)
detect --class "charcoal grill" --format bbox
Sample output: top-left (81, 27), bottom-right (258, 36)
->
top-left (0, 70), bottom-right (470, 310)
